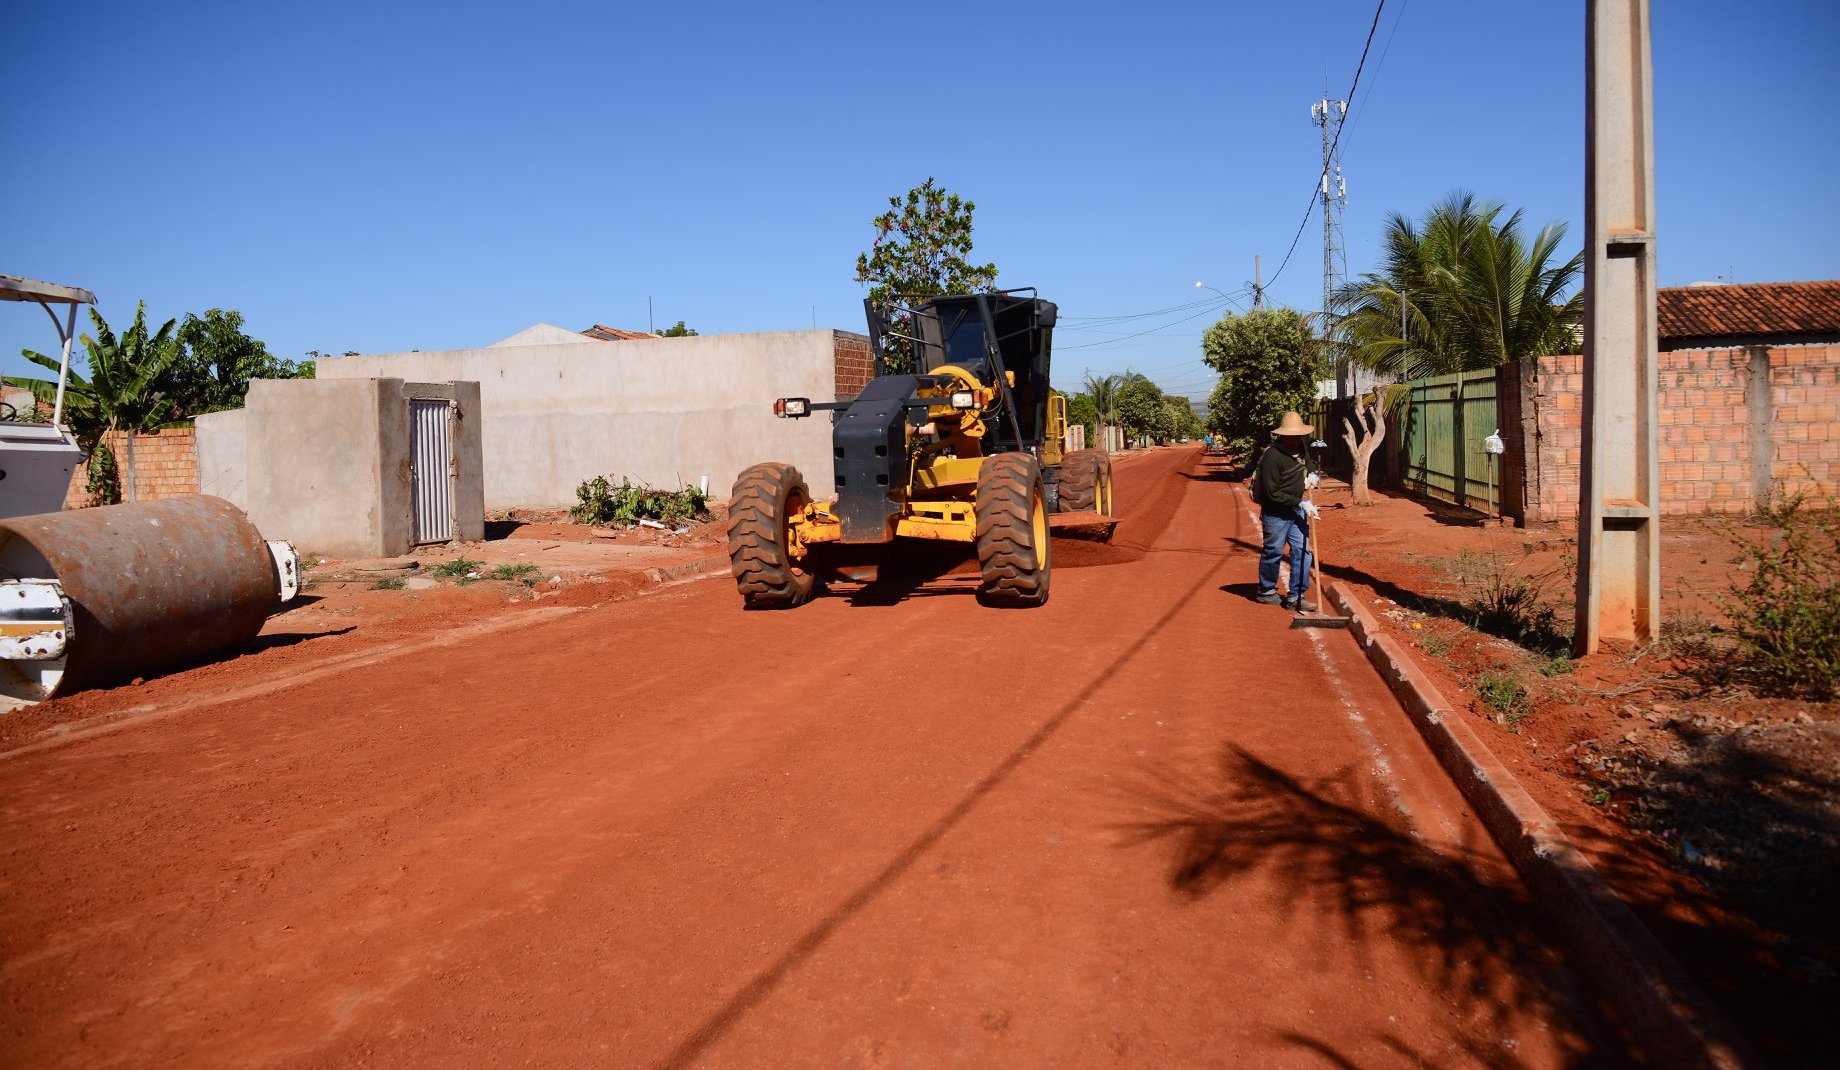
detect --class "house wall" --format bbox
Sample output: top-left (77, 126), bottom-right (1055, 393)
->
top-left (245, 379), bottom-right (395, 556)
top-left (316, 329), bottom-right (865, 510)
top-left (1515, 343), bottom-right (1839, 521)
top-left (64, 427), bottom-right (199, 509)
top-left (194, 408), bottom-right (247, 510)
top-left (230, 378), bottom-right (484, 557)
top-left (833, 333), bottom-right (874, 399)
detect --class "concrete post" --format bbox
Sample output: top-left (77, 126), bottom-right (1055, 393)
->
top-left (1575, 0), bottom-right (1661, 654)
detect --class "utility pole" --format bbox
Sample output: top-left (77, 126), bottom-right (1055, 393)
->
top-left (1313, 97), bottom-right (1349, 397)
top-left (1251, 255), bottom-right (1264, 309)
top-left (1575, 0), bottom-right (1661, 654)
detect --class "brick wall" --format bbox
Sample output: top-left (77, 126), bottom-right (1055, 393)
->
top-left (832, 331), bottom-right (873, 400)
top-left (1770, 345), bottom-right (1840, 498)
top-left (65, 426), bottom-right (200, 508)
top-left (1519, 343), bottom-right (1839, 521)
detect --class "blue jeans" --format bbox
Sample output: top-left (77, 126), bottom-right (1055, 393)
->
top-left (1258, 507), bottom-right (1311, 598)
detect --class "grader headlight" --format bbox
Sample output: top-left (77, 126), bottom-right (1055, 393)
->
top-left (774, 397), bottom-right (811, 418)
top-left (950, 391), bottom-right (977, 410)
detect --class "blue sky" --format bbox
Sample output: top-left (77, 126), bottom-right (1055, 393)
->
top-left (4, 0), bottom-right (1836, 404)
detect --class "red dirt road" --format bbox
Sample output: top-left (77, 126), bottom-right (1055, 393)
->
top-left (1, 448), bottom-right (1619, 1066)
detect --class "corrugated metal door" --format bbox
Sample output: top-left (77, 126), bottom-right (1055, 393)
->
top-left (410, 399), bottom-right (453, 544)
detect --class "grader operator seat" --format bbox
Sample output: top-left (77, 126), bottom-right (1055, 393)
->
top-left (910, 292), bottom-right (1057, 449)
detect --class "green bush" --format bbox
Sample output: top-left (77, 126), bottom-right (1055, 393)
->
top-left (1721, 492), bottom-right (1840, 699)
top-left (570, 476), bottom-right (707, 526)
top-left (1438, 548), bottom-right (1570, 655)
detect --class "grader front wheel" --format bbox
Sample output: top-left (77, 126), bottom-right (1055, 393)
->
top-left (727, 462), bottom-right (817, 609)
top-left (975, 453), bottom-right (1051, 607)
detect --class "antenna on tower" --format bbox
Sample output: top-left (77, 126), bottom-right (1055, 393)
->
top-left (1313, 96), bottom-right (1349, 398)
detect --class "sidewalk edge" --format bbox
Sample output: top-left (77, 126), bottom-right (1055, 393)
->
top-left (1328, 581), bottom-right (1756, 1070)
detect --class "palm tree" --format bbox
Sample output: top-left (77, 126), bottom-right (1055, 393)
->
top-left (1331, 192), bottom-right (1582, 379)
top-left (15, 303), bottom-right (183, 503)
top-left (1083, 370), bottom-right (1123, 452)
top-left (1327, 192), bottom-right (1583, 503)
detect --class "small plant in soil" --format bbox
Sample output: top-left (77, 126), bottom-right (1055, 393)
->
top-left (430, 557), bottom-right (485, 584)
top-left (1475, 670), bottom-right (1529, 725)
top-left (371, 576), bottom-right (407, 591)
top-left (1715, 490), bottom-right (1840, 699)
top-left (1587, 787), bottom-right (1611, 807)
top-left (570, 475), bottom-right (708, 526)
top-left (1467, 567), bottom-right (1567, 654)
top-left (1420, 632), bottom-right (1451, 658)
top-left (488, 563), bottom-right (540, 585)
top-left (1537, 653), bottom-right (1573, 677)
top-left (1433, 548), bottom-right (1571, 655)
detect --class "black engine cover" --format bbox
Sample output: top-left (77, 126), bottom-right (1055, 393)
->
top-left (832, 375), bottom-right (917, 543)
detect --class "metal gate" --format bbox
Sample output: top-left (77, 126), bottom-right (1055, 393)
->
top-left (409, 399), bottom-right (454, 544)
top-left (1399, 368), bottom-right (1500, 510)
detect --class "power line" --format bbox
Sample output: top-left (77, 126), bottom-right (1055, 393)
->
top-left (1057, 295), bottom-right (1245, 351)
top-left (1339, 0), bottom-right (1409, 153)
top-left (1264, 0), bottom-right (1388, 292)
top-left (1061, 297), bottom-right (1221, 326)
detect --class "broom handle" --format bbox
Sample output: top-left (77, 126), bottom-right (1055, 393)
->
top-left (1310, 512), bottom-right (1324, 604)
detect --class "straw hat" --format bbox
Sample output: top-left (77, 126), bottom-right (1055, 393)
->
top-left (1271, 411), bottom-right (1312, 437)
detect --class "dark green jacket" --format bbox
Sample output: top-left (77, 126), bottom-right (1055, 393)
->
top-left (1257, 444), bottom-right (1310, 511)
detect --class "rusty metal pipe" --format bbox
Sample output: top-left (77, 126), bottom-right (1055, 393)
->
top-left (0, 496), bottom-right (279, 704)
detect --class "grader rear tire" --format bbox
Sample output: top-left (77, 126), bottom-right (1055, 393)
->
top-left (1056, 449), bottom-right (1114, 514)
top-left (975, 452), bottom-right (1051, 608)
top-left (727, 462), bottom-right (817, 609)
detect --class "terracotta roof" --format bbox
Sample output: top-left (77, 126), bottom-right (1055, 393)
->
top-left (581, 324), bottom-right (656, 341)
top-left (1657, 280), bottom-right (1840, 343)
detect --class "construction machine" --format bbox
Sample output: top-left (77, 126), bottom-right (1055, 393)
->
top-left (1, 274), bottom-right (301, 710)
top-left (728, 289), bottom-right (1114, 609)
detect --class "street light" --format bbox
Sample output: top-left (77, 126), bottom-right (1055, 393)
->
top-left (1194, 280), bottom-right (1240, 307)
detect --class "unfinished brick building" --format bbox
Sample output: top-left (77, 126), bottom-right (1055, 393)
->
top-left (1501, 280), bottom-right (1840, 522)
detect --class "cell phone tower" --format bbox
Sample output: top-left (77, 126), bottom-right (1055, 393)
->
top-left (1313, 97), bottom-right (1348, 397)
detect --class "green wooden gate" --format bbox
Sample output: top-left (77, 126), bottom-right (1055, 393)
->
top-left (1399, 368), bottom-right (1501, 511)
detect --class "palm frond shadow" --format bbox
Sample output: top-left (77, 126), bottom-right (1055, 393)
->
top-left (1110, 746), bottom-right (1624, 1066)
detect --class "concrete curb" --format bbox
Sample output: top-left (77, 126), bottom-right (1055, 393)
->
top-left (1327, 582), bottom-right (1756, 1070)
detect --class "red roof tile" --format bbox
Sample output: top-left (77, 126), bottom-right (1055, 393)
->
top-left (1657, 280), bottom-right (1840, 341)
top-left (581, 324), bottom-right (656, 341)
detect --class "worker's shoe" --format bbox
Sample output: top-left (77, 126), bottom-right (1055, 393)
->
top-left (1255, 590), bottom-right (1283, 605)
top-left (1284, 596), bottom-right (1319, 613)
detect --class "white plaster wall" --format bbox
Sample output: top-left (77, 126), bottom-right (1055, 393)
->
top-left (245, 378), bottom-right (392, 557)
top-left (318, 330), bottom-right (839, 510)
top-left (194, 407), bottom-right (248, 511)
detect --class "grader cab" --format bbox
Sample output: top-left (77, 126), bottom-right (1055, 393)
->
top-left (727, 289), bottom-right (1115, 609)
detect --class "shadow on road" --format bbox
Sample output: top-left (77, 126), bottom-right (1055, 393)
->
top-left (652, 550), bottom-right (1230, 1069)
top-left (1109, 746), bottom-right (1627, 1067)
top-left (239, 627), bottom-right (357, 653)
top-left (1575, 720), bottom-right (1840, 1066)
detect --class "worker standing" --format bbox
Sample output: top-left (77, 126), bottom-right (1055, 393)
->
top-left (1252, 411), bottom-right (1320, 612)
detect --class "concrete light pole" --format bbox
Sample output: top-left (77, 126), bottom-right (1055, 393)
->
top-left (1575, 0), bottom-right (1661, 654)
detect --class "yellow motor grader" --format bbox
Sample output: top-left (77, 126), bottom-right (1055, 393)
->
top-left (728, 289), bottom-right (1114, 609)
